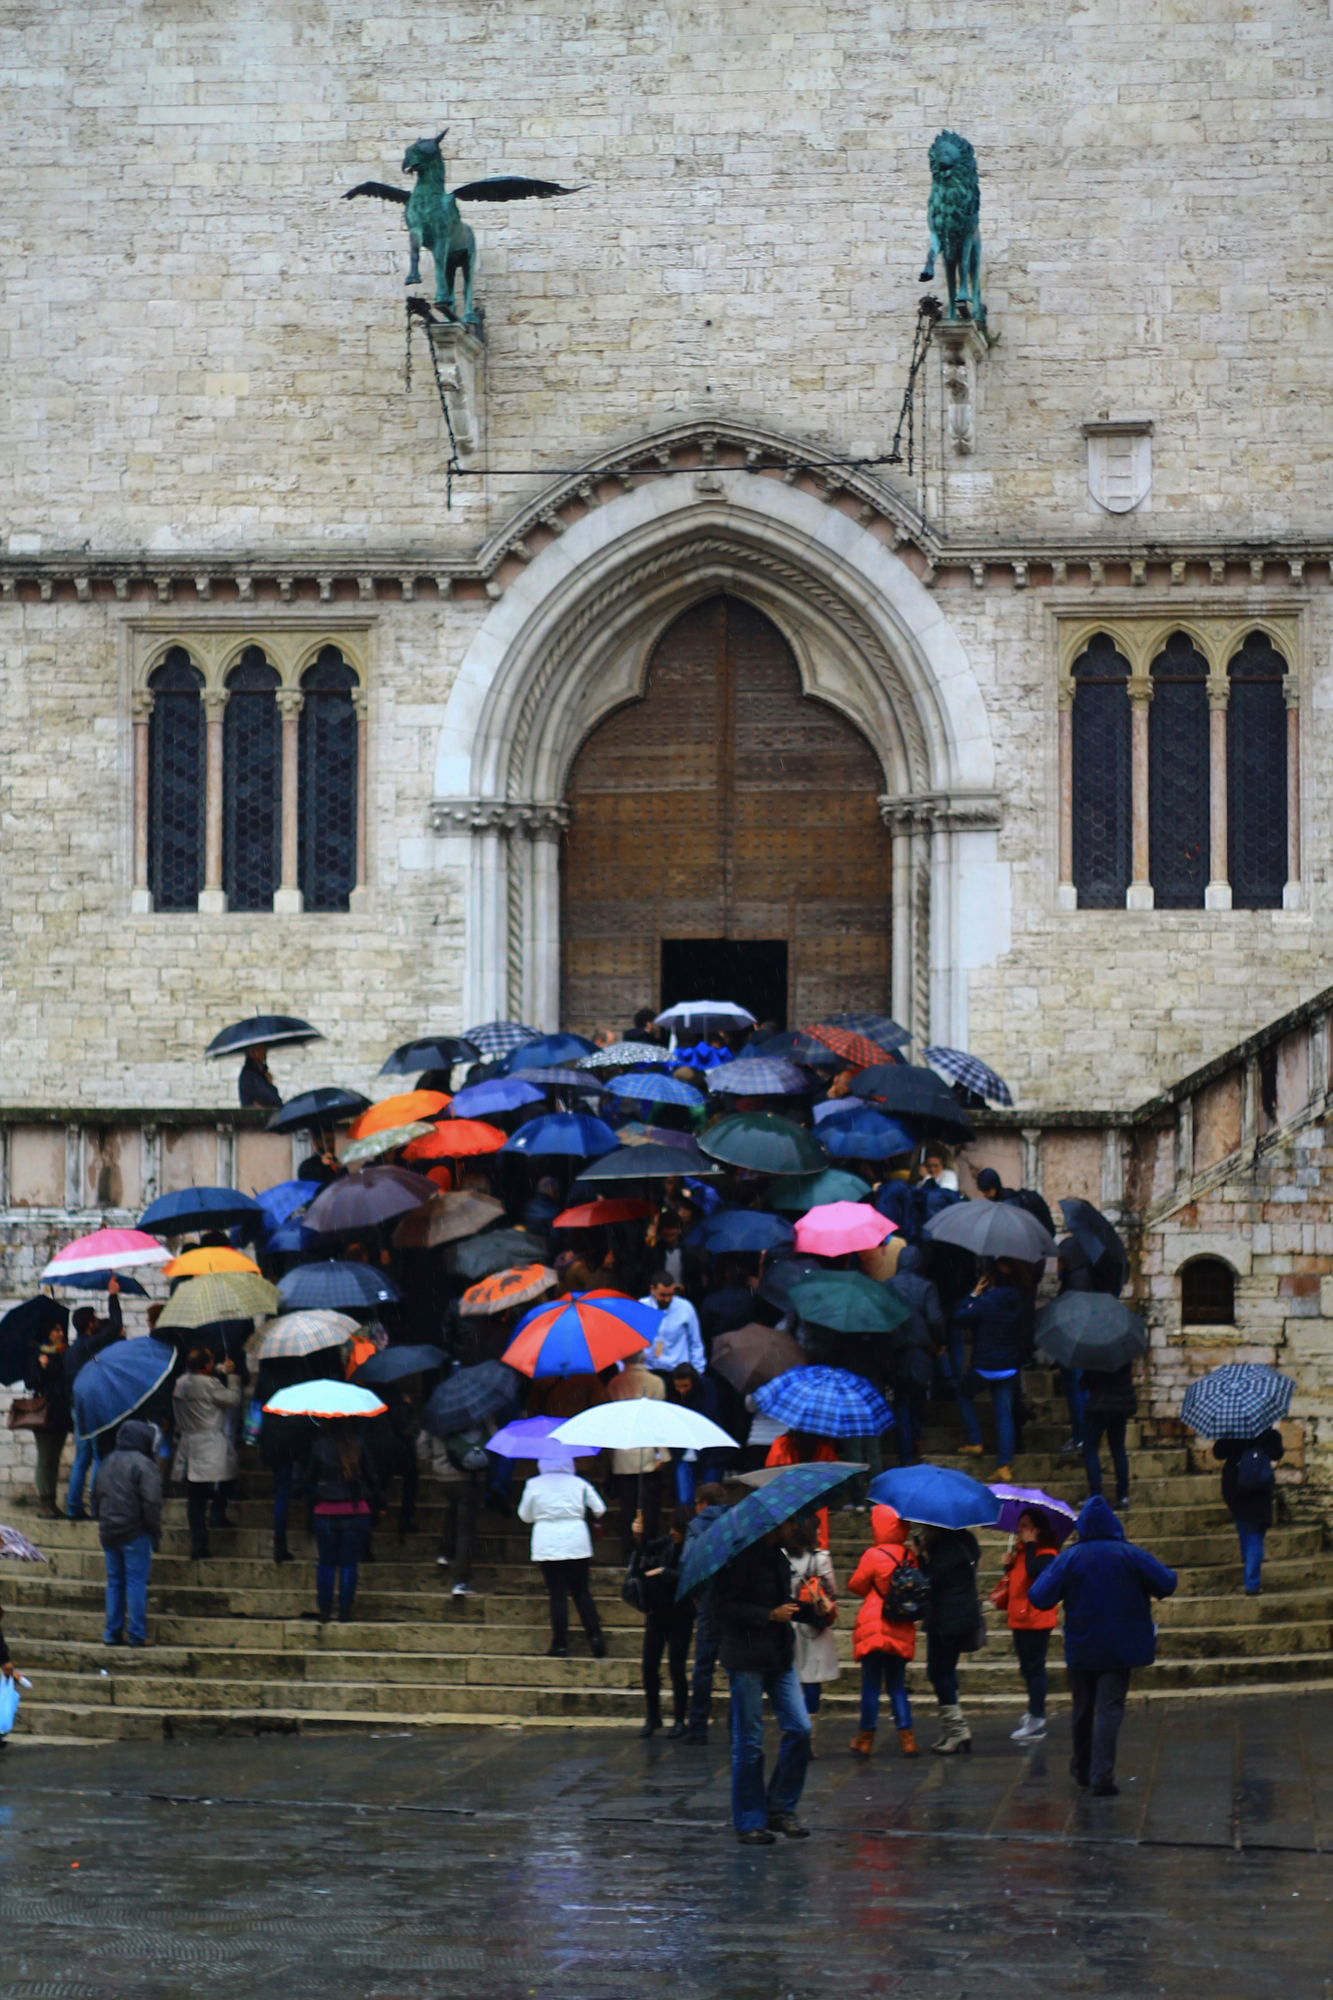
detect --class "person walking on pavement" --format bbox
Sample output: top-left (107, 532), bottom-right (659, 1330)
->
top-left (990, 1506), bottom-right (1059, 1743)
top-left (172, 1349), bottom-right (241, 1559)
top-left (1213, 1430), bottom-right (1285, 1595)
top-left (90, 1419), bottom-right (162, 1648)
top-left (64, 1281), bottom-right (125, 1520)
top-left (713, 1523), bottom-right (814, 1845)
top-left (681, 1481), bottom-right (729, 1744)
top-left (846, 1503), bottom-right (919, 1759)
top-left (1027, 1493), bottom-right (1177, 1796)
top-left (627, 1504), bottom-right (696, 1737)
top-left (918, 1522), bottom-right (982, 1755)
top-left (518, 1456), bottom-right (608, 1660)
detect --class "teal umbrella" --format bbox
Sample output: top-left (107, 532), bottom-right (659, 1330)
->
top-left (699, 1113), bottom-right (827, 1176)
top-left (767, 1168), bottom-right (871, 1213)
top-left (790, 1272), bottom-right (911, 1335)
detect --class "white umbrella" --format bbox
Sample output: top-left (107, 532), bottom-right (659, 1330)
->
top-left (262, 1380), bottom-right (387, 1419)
top-left (551, 1397), bottom-right (737, 1454)
top-left (654, 1000), bottom-right (756, 1035)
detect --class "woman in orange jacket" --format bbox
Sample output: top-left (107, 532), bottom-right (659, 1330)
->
top-left (764, 1431), bottom-right (839, 1550)
top-left (845, 1504), bottom-right (919, 1758)
top-left (989, 1506), bottom-right (1059, 1743)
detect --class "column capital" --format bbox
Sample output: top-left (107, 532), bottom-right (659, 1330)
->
top-left (1126, 676), bottom-right (1154, 709)
top-left (1284, 672), bottom-right (1301, 711)
top-left (275, 688), bottom-right (305, 721)
top-left (1206, 678), bottom-right (1231, 711)
top-left (1057, 676), bottom-right (1075, 713)
top-left (203, 688), bottom-right (230, 722)
top-left (131, 689), bottom-right (155, 724)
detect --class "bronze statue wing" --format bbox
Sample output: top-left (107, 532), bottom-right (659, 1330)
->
top-left (343, 181), bottom-right (411, 205)
top-left (451, 176), bottom-right (582, 202)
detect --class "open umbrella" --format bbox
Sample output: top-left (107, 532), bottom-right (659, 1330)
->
top-left (868, 1464), bottom-right (1001, 1529)
top-left (606, 1072), bottom-right (704, 1108)
top-left (1181, 1363), bottom-right (1295, 1439)
top-left (485, 1415), bottom-right (594, 1463)
top-left (753, 1365), bottom-right (893, 1437)
top-left (710, 1322), bottom-right (808, 1396)
top-left (157, 1272), bottom-right (279, 1330)
top-left (379, 1037), bottom-right (480, 1077)
top-left (0, 1524), bottom-right (48, 1562)
top-left (263, 1380), bottom-right (387, 1420)
top-left (706, 1057), bottom-right (810, 1098)
top-left (339, 1122), bottom-right (436, 1166)
top-left (804, 1022), bottom-right (909, 1069)
top-left (501, 1113), bottom-right (620, 1159)
top-left (41, 1228), bottom-right (173, 1281)
top-left (552, 1398), bottom-right (737, 1455)
top-left (265, 1088), bottom-right (371, 1134)
top-left (239, 1180), bottom-right (315, 1241)
top-left (303, 1168), bottom-right (435, 1235)
top-left (0, 1297), bottom-right (69, 1386)
top-left (768, 1168), bottom-right (872, 1213)
top-left (503, 1292), bottom-right (657, 1377)
top-left (925, 1199), bottom-right (1056, 1261)
top-left (793, 1201), bottom-right (896, 1258)
top-left (674, 1462), bottom-right (862, 1600)
top-left (922, 1046), bottom-right (1014, 1107)
top-left (459, 1265), bottom-right (557, 1317)
top-left (687, 1209), bottom-right (794, 1254)
top-left (450, 1229), bottom-right (546, 1281)
top-left (263, 1222), bottom-right (322, 1256)
top-left (812, 1104), bottom-right (916, 1160)
top-left (1034, 1292), bottom-right (1147, 1371)
top-left (353, 1344), bottom-right (447, 1386)
top-left (450, 1078), bottom-right (546, 1119)
top-left (55, 1272), bottom-right (149, 1297)
top-left (206, 1016), bottom-right (323, 1057)
top-left (403, 1121), bottom-right (508, 1162)
top-left (848, 1064), bottom-right (976, 1141)
top-left (699, 1113), bottom-right (827, 1176)
top-left (1058, 1198), bottom-right (1130, 1296)
top-left (506, 1034), bottom-right (597, 1073)
top-left (259, 1311), bottom-right (359, 1360)
top-left (755, 1254), bottom-right (827, 1313)
top-left (139, 1188), bottom-right (264, 1235)
top-left (463, 1021), bottom-right (540, 1057)
top-left (516, 1068), bottom-right (607, 1092)
top-left (349, 1091), bottom-right (451, 1140)
top-left (164, 1246), bottom-right (261, 1279)
top-left (577, 1141), bottom-right (724, 1186)
top-left (753, 1029), bottom-right (844, 1067)
top-left (276, 1262), bottom-right (400, 1312)
top-left (990, 1483), bottom-right (1077, 1544)
top-left (423, 1361), bottom-right (522, 1435)
top-left (575, 1043), bottom-right (673, 1072)
top-left (817, 1012), bottom-right (912, 1046)
top-left (73, 1338), bottom-right (176, 1438)
top-left (655, 1000), bottom-right (756, 1037)
top-left (392, 1189), bottom-right (505, 1250)
top-left (553, 1197), bottom-right (653, 1229)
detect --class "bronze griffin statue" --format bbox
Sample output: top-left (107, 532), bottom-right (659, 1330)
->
top-left (344, 131), bottom-right (580, 327)
top-left (919, 131), bottom-right (985, 327)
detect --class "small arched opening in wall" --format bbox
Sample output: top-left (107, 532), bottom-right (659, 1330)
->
top-left (1179, 1255), bottom-right (1237, 1327)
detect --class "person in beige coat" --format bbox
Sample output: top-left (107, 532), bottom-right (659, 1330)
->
top-left (607, 1354), bottom-right (670, 1560)
top-left (172, 1349), bottom-right (242, 1560)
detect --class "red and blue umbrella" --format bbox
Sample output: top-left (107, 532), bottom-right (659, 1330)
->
top-left (503, 1291), bottom-right (658, 1378)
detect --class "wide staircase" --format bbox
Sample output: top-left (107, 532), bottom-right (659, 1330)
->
top-left (4, 1369), bottom-right (1332, 1740)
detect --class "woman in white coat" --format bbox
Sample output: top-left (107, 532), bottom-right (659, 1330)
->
top-left (518, 1456), bottom-right (609, 1659)
top-left (787, 1516), bottom-right (841, 1756)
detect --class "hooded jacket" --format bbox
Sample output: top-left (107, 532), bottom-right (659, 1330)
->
top-left (846, 1505), bottom-right (918, 1662)
top-left (952, 1284), bottom-right (1024, 1376)
top-left (91, 1420), bottom-right (163, 1549)
top-left (1027, 1495), bottom-right (1177, 1671)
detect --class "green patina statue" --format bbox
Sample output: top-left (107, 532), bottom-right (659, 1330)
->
top-left (344, 130), bottom-right (580, 326)
top-left (919, 131), bottom-right (985, 327)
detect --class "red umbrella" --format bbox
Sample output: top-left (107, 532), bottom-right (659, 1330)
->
top-left (552, 1198), bottom-right (653, 1229)
top-left (404, 1120), bottom-right (507, 1160)
top-left (804, 1024), bottom-right (904, 1071)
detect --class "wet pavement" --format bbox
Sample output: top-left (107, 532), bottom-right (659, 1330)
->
top-left (1, 1695), bottom-right (1331, 1998)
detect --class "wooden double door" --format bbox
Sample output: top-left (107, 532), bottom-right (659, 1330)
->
top-left (560, 594), bottom-right (891, 1034)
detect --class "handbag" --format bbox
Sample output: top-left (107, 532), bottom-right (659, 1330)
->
top-left (959, 1615), bottom-right (988, 1654)
top-left (6, 1395), bottom-right (49, 1433)
top-left (796, 1570), bottom-right (838, 1630)
top-left (0, 1677), bottom-right (19, 1736)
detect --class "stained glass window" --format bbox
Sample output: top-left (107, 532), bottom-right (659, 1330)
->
top-left (147, 647), bottom-right (204, 911)
top-left (298, 647), bottom-right (359, 912)
top-left (1228, 632), bottom-right (1288, 909)
top-left (1148, 632), bottom-right (1209, 908)
top-left (223, 647), bottom-right (280, 912)
top-left (1071, 634), bottom-right (1131, 908)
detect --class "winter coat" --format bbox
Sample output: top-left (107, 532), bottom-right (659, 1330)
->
top-left (846, 1505), bottom-right (917, 1662)
top-left (308, 1432), bottom-right (383, 1512)
top-left (920, 1528), bottom-right (982, 1640)
top-left (789, 1548), bottom-right (841, 1683)
top-left (1214, 1429), bottom-right (1285, 1531)
top-left (90, 1420), bottom-right (163, 1549)
top-left (1081, 1361), bottom-right (1138, 1420)
top-left (24, 1338), bottom-right (73, 1439)
top-left (518, 1471), bottom-right (606, 1562)
top-left (990, 1540), bottom-right (1059, 1631)
top-left (64, 1295), bottom-right (124, 1388)
top-left (890, 1255), bottom-right (946, 1345)
top-left (953, 1285), bottom-right (1024, 1377)
top-left (715, 1537), bottom-right (800, 1677)
top-left (628, 1531), bottom-right (691, 1622)
top-left (605, 1359), bottom-right (669, 1476)
top-left (171, 1371), bottom-right (241, 1483)
top-left (238, 1055), bottom-right (282, 1108)
top-left (1027, 1495), bottom-right (1177, 1671)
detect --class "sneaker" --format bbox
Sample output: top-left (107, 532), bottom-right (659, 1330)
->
top-left (589, 1633), bottom-right (607, 1659)
top-left (1024, 1717), bottom-right (1047, 1739)
top-left (766, 1811), bottom-right (810, 1839)
top-left (736, 1828), bottom-right (777, 1847)
top-left (451, 1581), bottom-right (476, 1598)
top-left (1010, 1713), bottom-right (1034, 1740)
top-left (436, 1554), bottom-right (452, 1568)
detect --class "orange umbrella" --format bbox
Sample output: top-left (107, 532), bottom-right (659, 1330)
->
top-left (552, 1198), bottom-right (653, 1229)
top-left (459, 1264), bottom-right (558, 1317)
top-left (348, 1091), bottom-right (452, 1141)
top-left (404, 1120), bottom-right (507, 1161)
top-left (163, 1246), bottom-right (261, 1279)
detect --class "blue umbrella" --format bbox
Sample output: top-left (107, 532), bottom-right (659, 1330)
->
top-left (867, 1464), bottom-right (1001, 1529)
top-left (687, 1209), bottom-right (795, 1254)
top-left (262, 1221), bottom-right (323, 1255)
top-left (1181, 1363), bottom-right (1295, 1440)
top-left (139, 1187), bottom-right (263, 1235)
top-left (423, 1361), bottom-right (521, 1434)
top-left (813, 1104), bottom-right (916, 1159)
top-left (256, 1180), bottom-right (317, 1227)
top-left (73, 1338), bottom-right (176, 1439)
top-left (675, 1462), bottom-right (865, 1600)
top-left (517, 1067), bottom-right (608, 1091)
top-left (451, 1078), bottom-right (546, 1119)
top-left (55, 1271), bottom-right (150, 1297)
top-left (353, 1344), bottom-right (446, 1386)
top-left (277, 1261), bottom-right (401, 1312)
top-left (753, 1365), bottom-right (893, 1437)
top-left (505, 1034), bottom-right (596, 1074)
top-left (606, 1072), bottom-right (704, 1108)
top-left (706, 1058), bottom-right (810, 1097)
top-left (502, 1113), bottom-right (620, 1159)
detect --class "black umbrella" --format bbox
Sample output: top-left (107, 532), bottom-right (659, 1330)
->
top-left (139, 1187), bottom-right (264, 1234)
top-left (0, 1296), bottom-right (69, 1386)
top-left (423, 1361), bottom-right (521, 1434)
top-left (379, 1037), bottom-right (481, 1077)
top-left (303, 1168), bottom-right (436, 1235)
top-left (698, 1114), bottom-right (827, 1176)
top-left (755, 1254), bottom-right (826, 1314)
top-left (354, 1344), bottom-right (446, 1386)
top-left (577, 1142), bottom-right (724, 1185)
top-left (205, 1016), bottom-right (324, 1058)
top-left (449, 1229), bottom-right (544, 1281)
top-left (1058, 1198), bottom-right (1129, 1296)
top-left (924, 1199), bottom-right (1056, 1261)
top-left (266, 1088), bottom-right (371, 1134)
top-left (1035, 1292), bottom-right (1147, 1371)
top-left (847, 1064), bottom-right (976, 1141)
top-left (277, 1261), bottom-right (402, 1312)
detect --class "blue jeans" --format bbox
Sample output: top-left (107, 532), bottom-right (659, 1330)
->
top-left (686, 1590), bottom-right (719, 1734)
top-left (949, 1334), bottom-right (983, 1447)
top-left (983, 1377), bottom-right (1017, 1467)
top-left (1236, 1521), bottom-right (1266, 1593)
top-left (314, 1515), bottom-right (368, 1618)
top-left (674, 1456), bottom-right (696, 1507)
top-left (1084, 1416), bottom-right (1130, 1503)
top-left (67, 1432), bottom-right (95, 1516)
top-left (859, 1652), bottom-right (912, 1732)
top-left (103, 1533), bottom-right (152, 1644)
top-left (727, 1664), bottom-right (811, 1832)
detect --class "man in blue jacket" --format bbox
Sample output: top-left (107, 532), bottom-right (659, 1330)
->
top-left (1027, 1494), bottom-right (1177, 1796)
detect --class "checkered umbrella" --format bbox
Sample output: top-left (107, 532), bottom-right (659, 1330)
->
top-left (0, 1524), bottom-right (48, 1562)
top-left (606, 1072), bottom-right (704, 1107)
top-left (574, 1043), bottom-right (673, 1071)
top-left (1181, 1364), bottom-right (1295, 1440)
top-left (462, 1021), bottom-right (540, 1057)
top-left (753, 1364), bottom-right (894, 1438)
top-left (422, 1361), bottom-right (523, 1435)
top-left (804, 1024), bottom-right (905, 1070)
top-left (706, 1058), bottom-right (809, 1096)
top-left (816, 1013), bottom-right (911, 1048)
top-left (674, 1462), bottom-right (865, 1600)
top-left (517, 1068), bottom-right (608, 1091)
top-left (922, 1045), bottom-right (1014, 1107)
top-left (258, 1310), bottom-right (359, 1360)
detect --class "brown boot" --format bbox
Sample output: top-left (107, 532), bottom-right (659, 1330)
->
top-left (848, 1729), bottom-right (875, 1757)
top-left (898, 1726), bottom-right (919, 1757)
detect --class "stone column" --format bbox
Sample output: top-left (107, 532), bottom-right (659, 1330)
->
top-left (274, 689), bottom-right (304, 915)
top-left (1126, 678), bottom-right (1154, 909)
top-left (199, 689), bottom-right (229, 914)
top-left (131, 690), bottom-right (154, 914)
top-left (1056, 678), bottom-right (1076, 910)
top-left (1284, 676), bottom-right (1301, 908)
top-left (1205, 679), bottom-right (1232, 910)
top-left (349, 689), bottom-right (371, 913)
top-left (515, 806), bottom-right (569, 1033)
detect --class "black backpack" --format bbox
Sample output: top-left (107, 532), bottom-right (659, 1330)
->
top-left (1236, 1446), bottom-right (1275, 1495)
top-left (883, 1551), bottom-right (931, 1623)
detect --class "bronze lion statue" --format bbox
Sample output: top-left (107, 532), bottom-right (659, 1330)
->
top-left (920, 131), bottom-right (984, 327)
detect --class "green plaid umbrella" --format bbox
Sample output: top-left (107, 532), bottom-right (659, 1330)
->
top-left (157, 1272), bottom-right (279, 1330)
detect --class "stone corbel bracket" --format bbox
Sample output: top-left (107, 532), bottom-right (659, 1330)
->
top-left (427, 797), bottom-right (570, 838)
top-left (426, 322), bottom-right (485, 458)
top-left (934, 321), bottom-right (989, 457)
top-left (877, 789), bottom-right (1003, 834)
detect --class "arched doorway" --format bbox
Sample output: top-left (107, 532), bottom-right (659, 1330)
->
top-left (560, 594), bottom-right (891, 1034)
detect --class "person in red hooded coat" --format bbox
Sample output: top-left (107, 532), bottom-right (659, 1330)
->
top-left (845, 1504), bottom-right (919, 1758)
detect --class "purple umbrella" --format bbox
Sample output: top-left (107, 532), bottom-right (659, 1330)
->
top-left (989, 1482), bottom-right (1078, 1544)
top-left (485, 1415), bottom-right (596, 1462)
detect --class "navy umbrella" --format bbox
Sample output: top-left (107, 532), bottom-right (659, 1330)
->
top-left (1035, 1292), bottom-right (1147, 1371)
top-left (451, 1078), bottom-right (546, 1119)
top-left (423, 1361), bottom-right (522, 1434)
top-left (205, 1016), bottom-right (323, 1057)
top-left (139, 1187), bottom-right (264, 1235)
top-left (847, 1064), bottom-right (976, 1141)
top-left (265, 1088), bottom-right (371, 1134)
top-left (56, 1271), bottom-right (149, 1297)
top-left (751, 1029), bottom-right (843, 1067)
top-left (867, 1463), bottom-right (1001, 1529)
top-left (379, 1037), bottom-right (481, 1077)
top-left (675, 1462), bottom-right (865, 1599)
top-left (277, 1261), bottom-right (401, 1312)
top-left (817, 1109), bottom-right (916, 1161)
top-left (0, 1297), bottom-right (70, 1386)
top-left (73, 1338), bottom-right (177, 1439)
top-left (354, 1344), bottom-right (447, 1386)
top-left (303, 1168), bottom-right (435, 1235)
top-left (505, 1034), bottom-right (597, 1074)
top-left (502, 1113), bottom-right (620, 1160)
top-left (755, 1254), bottom-right (826, 1313)
top-left (687, 1209), bottom-right (794, 1254)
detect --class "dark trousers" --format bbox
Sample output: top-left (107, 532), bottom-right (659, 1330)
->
top-left (272, 1463), bottom-right (293, 1550)
top-left (1012, 1627), bottom-right (1050, 1718)
top-left (1084, 1416), bottom-right (1130, 1503)
top-left (442, 1475), bottom-right (481, 1583)
top-left (686, 1589), bottom-right (720, 1734)
top-left (186, 1486), bottom-right (212, 1557)
top-left (541, 1558), bottom-right (602, 1650)
top-left (926, 1629), bottom-right (965, 1706)
top-left (616, 1471), bottom-right (660, 1561)
top-left (314, 1515), bottom-right (368, 1619)
top-left (1069, 1666), bottom-right (1130, 1788)
top-left (643, 1603), bottom-right (695, 1725)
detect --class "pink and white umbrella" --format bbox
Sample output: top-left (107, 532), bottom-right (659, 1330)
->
top-left (41, 1229), bottom-right (173, 1281)
top-left (792, 1201), bottom-right (897, 1258)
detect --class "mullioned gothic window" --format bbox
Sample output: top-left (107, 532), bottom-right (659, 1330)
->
top-left (299, 646), bottom-right (359, 912)
top-left (1228, 632), bottom-right (1287, 909)
top-left (1071, 634), bottom-right (1131, 908)
top-left (1148, 631), bottom-right (1209, 909)
top-left (147, 648), bottom-right (205, 911)
top-left (223, 647), bottom-right (282, 911)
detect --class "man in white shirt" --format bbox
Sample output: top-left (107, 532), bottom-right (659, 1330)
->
top-left (639, 1271), bottom-right (705, 1375)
